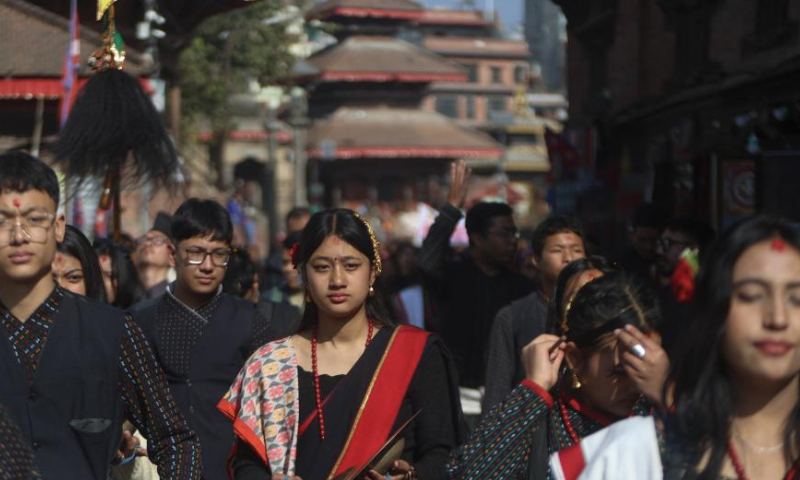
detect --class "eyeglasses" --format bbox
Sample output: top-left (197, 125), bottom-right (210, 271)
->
top-left (0, 211), bottom-right (56, 248)
top-left (136, 235), bottom-right (170, 248)
top-left (657, 237), bottom-right (692, 251)
top-left (182, 247), bottom-right (231, 267)
top-left (488, 228), bottom-right (521, 241)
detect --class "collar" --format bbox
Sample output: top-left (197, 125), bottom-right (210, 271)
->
top-left (165, 282), bottom-right (222, 323)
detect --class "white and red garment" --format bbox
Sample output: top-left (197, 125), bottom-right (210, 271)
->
top-left (549, 416), bottom-right (663, 480)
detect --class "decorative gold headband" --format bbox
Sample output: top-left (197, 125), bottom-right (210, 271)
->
top-left (560, 275), bottom-right (601, 333)
top-left (352, 211), bottom-right (383, 276)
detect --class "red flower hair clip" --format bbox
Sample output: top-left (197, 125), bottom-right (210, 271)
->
top-left (288, 242), bottom-right (300, 268)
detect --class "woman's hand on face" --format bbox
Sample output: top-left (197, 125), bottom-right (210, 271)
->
top-left (615, 325), bottom-right (670, 409)
top-left (365, 460), bottom-right (416, 480)
top-left (522, 334), bottom-right (566, 391)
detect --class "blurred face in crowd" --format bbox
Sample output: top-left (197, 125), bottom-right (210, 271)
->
top-left (534, 232), bottom-right (586, 288)
top-left (51, 252), bottom-right (86, 296)
top-left (304, 234), bottom-right (375, 321)
top-left (474, 215), bottom-right (519, 266)
top-left (394, 244), bottom-right (417, 277)
top-left (561, 269), bottom-right (605, 318)
top-left (173, 235), bottom-right (230, 296)
top-left (135, 230), bottom-right (173, 268)
top-left (722, 238), bottom-right (800, 387)
top-left (0, 189), bottom-right (65, 286)
top-left (630, 226), bottom-right (661, 261)
top-left (655, 228), bottom-right (694, 277)
top-left (99, 253), bottom-right (116, 304)
top-left (281, 248), bottom-right (302, 291)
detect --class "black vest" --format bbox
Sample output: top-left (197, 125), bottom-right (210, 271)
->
top-left (134, 293), bottom-right (256, 480)
top-left (0, 293), bottom-right (127, 480)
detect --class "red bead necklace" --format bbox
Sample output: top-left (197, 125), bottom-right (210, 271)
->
top-left (311, 319), bottom-right (374, 440)
top-left (728, 441), bottom-right (750, 480)
top-left (558, 399), bottom-right (580, 445)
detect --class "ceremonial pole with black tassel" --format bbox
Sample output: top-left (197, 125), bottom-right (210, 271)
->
top-left (54, 0), bottom-right (178, 242)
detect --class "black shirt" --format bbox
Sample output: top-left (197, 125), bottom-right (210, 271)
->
top-left (417, 204), bottom-right (533, 388)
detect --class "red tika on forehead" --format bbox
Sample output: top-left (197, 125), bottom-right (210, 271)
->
top-left (588, 273), bottom-right (596, 280)
top-left (12, 199), bottom-right (20, 208)
top-left (771, 238), bottom-right (787, 252)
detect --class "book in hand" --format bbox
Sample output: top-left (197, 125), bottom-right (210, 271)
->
top-left (332, 410), bottom-right (421, 480)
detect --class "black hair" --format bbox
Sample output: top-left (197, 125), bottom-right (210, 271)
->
top-left (670, 215), bottom-right (800, 480)
top-left (295, 208), bottom-right (394, 331)
top-left (282, 230), bottom-right (302, 251)
top-left (465, 202), bottom-right (513, 237)
top-left (57, 225), bottom-right (106, 303)
top-left (286, 206), bottom-right (311, 224)
top-left (170, 198), bottom-right (233, 245)
top-left (630, 203), bottom-right (666, 230)
top-left (560, 270), bottom-right (660, 350)
top-left (222, 249), bottom-right (258, 299)
top-left (0, 151), bottom-right (60, 206)
top-left (530, 215), bottom-right (585, 257)
top-left (548, 256), bottom-right (614, 334)
top-left (666, 217), bottom-right (716, 252)
top-left (94, 238), bottom-right (143, 309)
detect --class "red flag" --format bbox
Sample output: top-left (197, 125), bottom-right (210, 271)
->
top-left (545, 128), bottom-right (583, 181)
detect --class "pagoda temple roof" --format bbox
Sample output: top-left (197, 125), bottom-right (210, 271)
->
top-left (423, 36), bottom-right (531, 59)
top-left (416, 9), bottom-right (494, 27)
top-left (307, 0), bottom-right (424, 21)
top-left (0, 0), bottom-right (150, 99)
top-left (299, 35), bottom-right (467, 83)
top-left (308, 106), bottom-right (504, 160)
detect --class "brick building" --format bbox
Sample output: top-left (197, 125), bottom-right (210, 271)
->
top-left (555, 0), bottom-right (800, 233)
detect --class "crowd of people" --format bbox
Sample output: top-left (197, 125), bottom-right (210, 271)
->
top-left (1, 150), bottom-right (799, 480)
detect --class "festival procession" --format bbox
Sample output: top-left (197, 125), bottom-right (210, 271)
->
top-left (1, 0), bottom-right (800, 479)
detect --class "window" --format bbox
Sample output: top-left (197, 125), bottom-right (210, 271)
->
top-left (435, 95), bottom-right (458, 118)
top-left (514, 65), bottom-right (527, 84)
top-left (488, 95), bottom-right (507, 113)
top-left (466, 95), bottom-right (476, 119)
top-left (491, 66), bottom-right (502, 84)
top-left (464, 64), bottom-right (478, 83)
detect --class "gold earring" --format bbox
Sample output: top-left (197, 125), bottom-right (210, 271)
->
top-left (572, 371), bottom-right (582, 390)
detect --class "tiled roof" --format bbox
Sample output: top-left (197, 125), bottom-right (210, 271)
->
top-left (417, 9), bottom-right (493, 26)
top-left (308, 106), bottom-right (503, 160)
top-left (0, 0), bottom-right (149, 78)
top-left (423, 36), bottom-right (530, 59)
top-left (301, 36), bottom-right (466, 82)
top-left (307, 0), bottom-right (423, 21)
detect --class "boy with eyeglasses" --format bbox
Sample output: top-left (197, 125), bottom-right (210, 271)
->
top-left (0, 152), bottom-right (202, 480)
top-left (131, 198), bottom-right (282, 480)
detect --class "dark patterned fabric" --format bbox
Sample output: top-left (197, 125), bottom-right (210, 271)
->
top-left (0, 402), bottom-right (40, 480)
top-left (0, 288), bottom-right (63, 384)
top-left (157, 288), bottom-right (222, 377)
top-left (0, 287), bottom-right (203, 480)
top-left (448, 381), bottom-right (650, 480)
